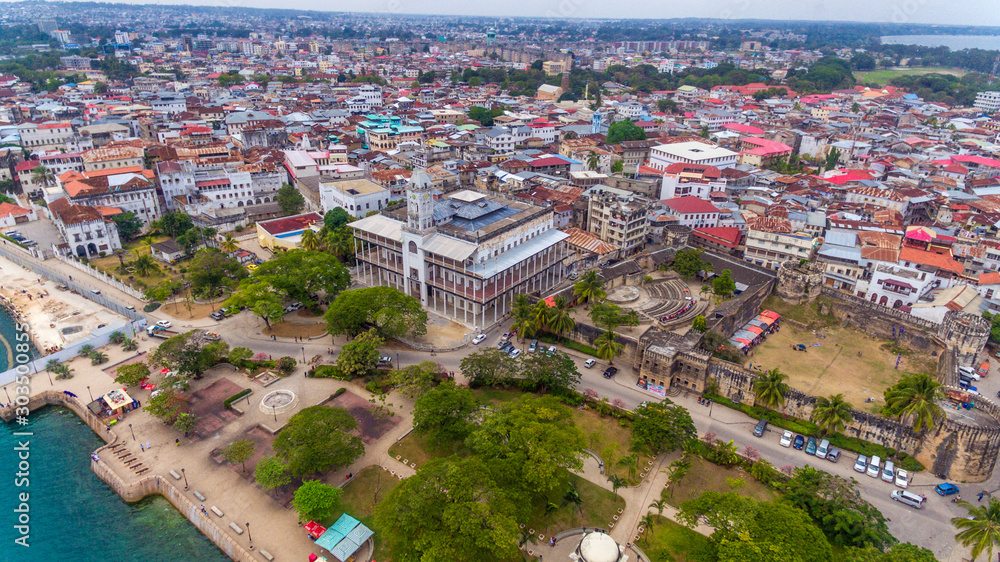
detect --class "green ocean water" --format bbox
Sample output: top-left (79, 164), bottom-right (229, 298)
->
top-left (1, 406), bottom-right (231, 562)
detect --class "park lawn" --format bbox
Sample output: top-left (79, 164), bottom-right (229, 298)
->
top-left (573, 407), bottom-right (653, 485)
top-left (854, 66), bottom-right (966, 85)
top-left (386, 431), bottom-right (471, 467)
top-left (760, 295), bottom-right (838, 329)
top-left (641, 516), bottom-right (716, 562)
top-left (525, 472), bottom-right (625, 538)
top-left (664, 456), bottom-right (776, 506)
top-left (751, 321), bottom-right (937, 414)
top-left (321, 466), bottom-right (401, 562)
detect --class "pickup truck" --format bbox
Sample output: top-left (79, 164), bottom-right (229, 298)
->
top-left (146, 325), bottom-right (178, 339)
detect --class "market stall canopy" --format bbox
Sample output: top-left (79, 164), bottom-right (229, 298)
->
top-left (315, 513), bottom-right (374, 562)
top-left (103, 388), bottom-right (133, 411)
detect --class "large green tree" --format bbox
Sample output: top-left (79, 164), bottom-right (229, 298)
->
top-left (413, 381), bottom-right (479, 441)
top-left (671, 248), bottom-right (713, 278)
top-left (242, 249), bottom-right (350, 308)
top-left (276, 183), bottom-right (306, 214)
top-left (114, 362), bottom-right (150, 386)
top-left (843, 543), bottom-right (937, 562)
top-left (589, 302), bottom-right (639, 331)
top-left (293, 480), bottom-right (343, 523)
top-left (187, 248), bottom-right (247, 298)
top-left (222, 438), bottom-right (255, 473)
top-left (111, 211), bottom-right (143, 242)
top-left (678, 491), bottom-right (834, 562)
top-left (323, 286), bottom-right (427, 338)
top-left (375, 456), bottom-right (522, 561)
top-left (606, 119), bottom-right (647, 144)
top-left (223, 280), bottom-right (284, 328)
top-left (389, 360), bottom-right (439, 397)
top-left (631, 400), bottom-right (697, 455)
top-left (273, 406), bottom-right (365, 477)
top-left (519, 351), bottom-right (581, 393)
top-left (322, 207), bottom-right (352, 231)
top-left (334, 328), bottom-right (384, 380)
top-left (460, 348), bottom-right (519, 387)
top-left (254, 455), bottom-right (292, 496)
top-left (466, 395), bottom-right (585, 494)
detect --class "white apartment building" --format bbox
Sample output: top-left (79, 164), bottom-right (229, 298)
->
top-left (649, 141), bottom-right (739, 170)
top-left (20, 122), bottom-right (74, 151)
top-left (661, 196), bottom-right (721, 229)
top-left (320, 178), bottom-right (391, 218)
top-left (82, 146), bottom-right (144, 172)
top-left (586, 185), bottom-right (649, 254)
top-left (659, 163), bottom-right (725, 200)
top-left (974, 91), bottom-right (1000, 113)
top-left (48, 197), bottom-right (123, 258)
top-left (55, 168), bottom-right (160, 226)
top-left (156, 161), bottom-right (262, 212)
top-left (744, 230), bottom-right (818, 269)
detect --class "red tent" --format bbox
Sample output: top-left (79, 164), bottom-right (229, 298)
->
top-left (304, 521), bottom-right (327, 539)
top-left (760, 310), bottom-right (781, 320)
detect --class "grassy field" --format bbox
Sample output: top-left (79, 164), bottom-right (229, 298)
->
top-left (664, 456), bottom-right (776, 506)
top-left (572, 408), bottom-right (652, 485)
top-left (854, 66), bottom-right (966, 85)
top-left (525, 472), bottom-right (624, 538)
top-left (641, 516), bottom-right (716, 562)
top-left (751, 321), bottom-right (936, 413)
top-left (386, 431), bottom-right (471, 467)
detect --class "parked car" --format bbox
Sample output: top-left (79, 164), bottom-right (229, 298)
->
top-left (584, 359), bottom-right (596, 368)
top-left (546, 345), bottom-right (557, 356)
top-left (509, 348), bottom-right (522, 358)
top-left (895, 468), bottom-right (909, 488)
top-left (5, 230), bottom-right (20, 236)
top-left (935, 483), bottom-right (960, 496)
top-left (156, 320), bottom-right (173, 329)
top-left (826, 448), bottom-right (841, 463)
top-left (90, 289), bottom-right (101, 295)
top-left (528, 339), bottom-right (538, 353)
top-left (603, 366), bottom-right (618, 379)
top-left (497, 341), bottom-right (509, 350)
top-left (882, 461), bottom-right (896, 483)
top-left (805, 437), bottom-right (818, 455)
top-left (753, 419), bottom-right (768, 438)
top-left (501, 332), bottom-right (512, 341)
top-left (210, 311), bottom-right (224, 321)
top-left (472, 334), bottom-right (487, 345)
top-left (247, 264), bottom-right (257, 272)
top-left (891, 490), bottom-right (926, 509)
top-left (854, 454), bottom-right (869, 473)
top-left (793, 435), bottom-right (805, 450)
top-left (816, 438), bottom-right (830, 460)
top-left (501, 343), bottom-right (515, 354)
top-left (779, 430), bottom-right (793, 447)
top-left (867, 456), bottom-right (882, 478)
top-left (21, 239), bottom-right (36, 246)
top-left (379, 356), bottom-right (393, 365)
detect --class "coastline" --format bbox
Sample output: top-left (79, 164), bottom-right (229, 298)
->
top-left (2, 392), bottom-right (253, 562)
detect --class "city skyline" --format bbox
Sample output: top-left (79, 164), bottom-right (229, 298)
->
top-left (1, 0), bottom-right (1000, 27)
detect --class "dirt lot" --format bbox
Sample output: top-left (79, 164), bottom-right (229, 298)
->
top-left (751, 322), bottom-right (937, 413)
top-left (162, 300), bottom-right (218, 320)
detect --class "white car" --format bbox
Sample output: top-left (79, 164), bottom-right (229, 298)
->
top-left (509, 348), bottom-right (522, 358)
top-left (895, 469), bottom-right (909, 488)
top-left (472, 334), bottom-right (487, 345)
top-left (584, 359), bottom-right (596, 368)
top-left (779, 430), bottom-right (793, 448)
top-left (156, 320), bottom-right (173, 329)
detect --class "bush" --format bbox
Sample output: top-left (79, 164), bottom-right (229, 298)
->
top-left (143, 302), bottom-right (161, 312)
top-left (311, 365), bottom-right (349, 380)
top-left (224, 389), bottom-right (253, 410)
top-left (275, 356), bottom-right (297, 374)
top-left (535, 332), bottom-right (600, 358)
top-left (332, 388), bottom-right (346, 399)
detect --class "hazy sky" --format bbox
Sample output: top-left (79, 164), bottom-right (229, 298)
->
top-left (32, 0), bottom-right (1000, 27)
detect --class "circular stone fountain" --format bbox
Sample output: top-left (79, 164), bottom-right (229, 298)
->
top-left (259, 389), bottom-right (299, 415)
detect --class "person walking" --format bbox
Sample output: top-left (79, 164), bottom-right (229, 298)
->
top-left (979, 492), bottom-right (985, 501)
top-left (140, 443), bottom-right (144, 452)
top-left (175, 438), bottom-right (180, 446)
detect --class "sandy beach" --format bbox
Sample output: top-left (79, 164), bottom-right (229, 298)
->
top-left (0, 255), bottom-right (125, 352)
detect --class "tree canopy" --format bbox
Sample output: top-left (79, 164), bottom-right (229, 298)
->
top-left (292, 480), bottom-right (343, 523)
top-left (631, 400), bottom-right (697, 455)
top-left (671, 248), bottom-right (713, 278)
top-left (111, 211), bottom-right (143, 242)
top-left (237, 249), bottom-right (350, 309)
top-left (187, 248), bottom-right (247, 298)
top-left (324, 286), bottom-right (427, 338)
top-left (273, 405), bottom-right (365, 477)
top-left (277, 183), bottom-right (306, 215)
top-left (375, 456), bottom-right (522, 562)
top-left (335, 328), bottom-right (384, 380)
top-left (606, 119), bottom-right (647, 144)
top-left (413, 381), bottom-right (479, 441)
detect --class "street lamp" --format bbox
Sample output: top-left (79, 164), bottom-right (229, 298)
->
top-left (246, 521), bottom-right (253, 550)
top-left (129, 423), bottom-right (135, 441)
top-left (301, 346), bottom-right (305, 362)
top-left (396, 353), bottom-right (400, 370)
top-left (272, 404), bottom-right (277, 423)
top-left (181, 468), bottom-right (189, 490)
top-left (87, 385), bottom-right (93, 402)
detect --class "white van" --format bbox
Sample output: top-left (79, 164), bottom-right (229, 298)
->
top-left (891, 489), bottom-right (925, 509)
top-left (867, 455), bottom-right (881, 478)
top-left (816, 439), bottom-right (830, 460)
top-left (882, 461), bottom-right (895, 483)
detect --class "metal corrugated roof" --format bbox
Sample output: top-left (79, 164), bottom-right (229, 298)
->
top-left (470, 229), bottom-right (568, 279)
top-left (423, 233), bottom-right (477, 262)
top-left (348, 213), bottom-right (402, 241)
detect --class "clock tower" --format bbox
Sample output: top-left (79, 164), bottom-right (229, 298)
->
top-left (406, 168), bottom-right (434, 232)
top-left (401, 168), bottom-right (435, 306)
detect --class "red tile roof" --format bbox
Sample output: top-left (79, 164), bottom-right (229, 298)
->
top-left (693, 226), bottom-right (741, 248)
top-left (662, 196), bottom-right (720, 215)
top-left (898, 246), bottom-right (963, 275)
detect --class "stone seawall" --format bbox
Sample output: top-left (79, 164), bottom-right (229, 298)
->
top-left (3, 391), bottom-right (256, 562)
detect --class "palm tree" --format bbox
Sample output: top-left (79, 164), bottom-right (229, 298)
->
top-left (530, 299), bottom-right (550, 334)
top-left (31, 165), bottom-right (54, 187)
top-left (300, 229), bottom-right (321, 251)
top-left (220, 234), bottom-right (239, 254)
top-left (595, 329), bottom-right (623, 364)
top-left (753, 368), bottom-right (789, 410)
top-left (884, 374), bottom-right (945, 432)
top-left (811, 393), bottom-right (854, 435)
top-left (586, 150), bottom-right (600, 171)
top-left (547, 296), bottom-right (576, 341)
top-left (639, 513), bottom-right (656, 544)
top-left (953, 498), bottom-right (1000, 561)
top-left (573, 270), bottom-right (606, 308)
top-left (90, 351), bottom-right (108, 365)
top-left (511, 294), bottom-right (536, 341)
top-left (131, 254), bottom-right (160, 277)
top-left (618, 452), bottom-right (638, 480)
top-left (563, 485), bottom-right (583, 515)
top-left (649, 499), bottom-right (667, 517)
top-left (608, 474), bottom-right (625, 498)
top-left (139, 234), bottom-right (156, 255)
